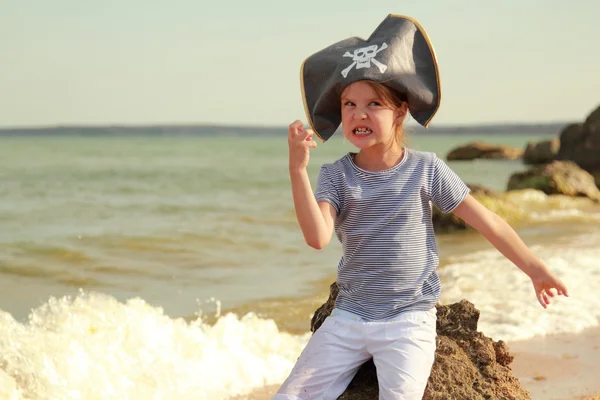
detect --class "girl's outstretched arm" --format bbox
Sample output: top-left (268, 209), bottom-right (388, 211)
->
top-left (288, 121), bottom-right (335, 249)
top-left (452, 195), bottom-right (569, 308)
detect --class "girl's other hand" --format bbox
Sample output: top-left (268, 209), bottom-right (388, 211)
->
top-left (529, 267), bottom-right (569, 308)
top-left (288, 120), bottom-right (317, 171)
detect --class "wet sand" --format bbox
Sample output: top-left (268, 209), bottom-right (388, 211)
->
top-left (509, 326), bottom-right (600, 400)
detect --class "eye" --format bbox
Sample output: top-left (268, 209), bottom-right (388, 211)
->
top-left (343, 101), bottom-right (355, 106)
top-left (369, 101), bottom-right (382, 106)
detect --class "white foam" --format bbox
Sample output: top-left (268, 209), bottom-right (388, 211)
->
top-left (439, 231), bottom-right (600, 341)
top-left (503, 189), bottom-right (600, 223)
top-left (529, 208), bottom-right (600, 222)
top-left (0, 293), bottom-right (310, 400)
top-left (0, 369), bottom-right (22, 400)
top-left (504, 189), bottom-right (550, 203)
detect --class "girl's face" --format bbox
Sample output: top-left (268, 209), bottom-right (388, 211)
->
top-left (340, 81), bottom-right (401, 151)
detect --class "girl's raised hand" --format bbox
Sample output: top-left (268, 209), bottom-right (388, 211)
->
top-left (529, 267), bottom-right (569, 309)
top-left (288, 120), bottom-right (317, 171)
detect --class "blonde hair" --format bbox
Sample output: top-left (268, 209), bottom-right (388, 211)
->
top-left (362, 81), bottom-right (409, 147)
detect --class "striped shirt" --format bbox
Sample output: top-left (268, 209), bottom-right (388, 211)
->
top-left (314, 148), bottom-right (470, 321)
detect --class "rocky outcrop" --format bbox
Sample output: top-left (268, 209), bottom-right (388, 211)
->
top-left (507, 160), bottom-right (600, 201)
top-left (556, 105), bottom-right (600, 175)
top-left (523, 138), bottom-right (560, 165)
top-left (447, 142), bottom-right (524, 161)
top-left (432, 184), bottom-right (525, 233)
top-left (311, 283), bottom-right (531, 400)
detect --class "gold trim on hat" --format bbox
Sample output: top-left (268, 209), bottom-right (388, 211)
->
top-left (299, 57), bottom-right (324, 142)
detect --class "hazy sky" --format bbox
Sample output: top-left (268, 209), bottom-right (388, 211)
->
top-left (1, 1), bottom-right (599, 128)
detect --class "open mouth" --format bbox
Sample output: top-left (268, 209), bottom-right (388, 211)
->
top-left (353, 127), bottom-right (372, 136)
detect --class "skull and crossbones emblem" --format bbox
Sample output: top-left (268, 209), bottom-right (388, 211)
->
top-left (341, 42), bottom-right (389, 78)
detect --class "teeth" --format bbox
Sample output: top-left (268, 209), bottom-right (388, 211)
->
top-left (353, 128), bottom-right (372, 135)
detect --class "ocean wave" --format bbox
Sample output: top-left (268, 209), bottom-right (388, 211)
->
top-left (439, 230), bottom-right (600, 341)
top-left (504, 190), bottom-right (600, 223)
top-left (0, 292), bottom-right (309, 400)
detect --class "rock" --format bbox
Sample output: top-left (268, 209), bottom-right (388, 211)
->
top-left (585, 106), bottom-right (600, 146)
top-left (558, 123), bottom-right (587, 147)
top-left (432, 184), bottom-right (525, 233)
top-left (556, 105), bottom-right (600, 173)
top-left (507, 160), bottom-right (600, 201)
top-left (523, 138), bottom-right (560, 165)
top-left (447, 142), bottom-right (524, 161)
top-left (311, 283), bottom-right (531, 400)
top-left (594, 171), bottom-right (600, 189)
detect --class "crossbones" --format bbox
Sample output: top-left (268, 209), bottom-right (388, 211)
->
top-left (341, 42), bottom-right (389, 78)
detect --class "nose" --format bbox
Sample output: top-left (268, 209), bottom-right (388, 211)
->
top-left (353, 107), bottom-right (367, 120)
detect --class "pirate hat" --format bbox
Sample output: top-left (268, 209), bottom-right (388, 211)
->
top-left (300, 14), bottom-right (441, 142)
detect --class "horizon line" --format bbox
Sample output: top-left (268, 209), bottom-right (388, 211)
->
top-left (0, 119), bottom-right (576, 132)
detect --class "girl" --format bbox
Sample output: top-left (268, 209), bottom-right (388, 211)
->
top-left (275, 15), bottom-right (568, 400)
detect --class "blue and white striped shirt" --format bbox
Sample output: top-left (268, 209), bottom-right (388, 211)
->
top-left (314, 149), bottom-right (470, 320)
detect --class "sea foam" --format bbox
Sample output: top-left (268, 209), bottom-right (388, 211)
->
top-left (439, 230), bottom-right (600, 341)
top-left (0, 293), bottom-right (309, 400)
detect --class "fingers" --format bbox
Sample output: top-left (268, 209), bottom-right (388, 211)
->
top-left (537, 295), bottom-right (546, 309)
top-left (288, 121), bottom-right (317, 145)
top-left (288, 121), bottom-right (312, 138)
top-left (532, 271), bottom-right (570, 309)
top-left (288, 120), bottom-right (302, 132)
top-left (542, 290), bottom-right (550, 306)
top-left (536, 284), bottom-right (569, 309)
top-left (303, 128), bottom-right (315, 141)
top-left (537, 290), bottom-right (549, 309)
top-left (288, 120), bottom-right (303, 140)
top-left (557, 282), bottom-right (569, 297)
top-left (547, 279), bottom-right (569, 298)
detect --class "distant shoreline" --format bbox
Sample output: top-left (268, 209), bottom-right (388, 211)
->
top-left (0, 122), bottom-right (570, 136)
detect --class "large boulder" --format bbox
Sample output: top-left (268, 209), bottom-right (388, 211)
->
top-left (311, 283), bottom-right (530, 400)
top-left (432, 184), bottom-right (526, 233)
top-left (507, 160), bottom-right (600, 202)
top-left (523, 138), bottom-right (560, 165)
top-left (556, 105), bottom-right (600, 173)
top-left (447, 142), bottom-right (524, 161)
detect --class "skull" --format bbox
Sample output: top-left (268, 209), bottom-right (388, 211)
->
top-left (341, 42), bottom-right (388, 78)
top-left (353, 45), bottom-right (379, 68)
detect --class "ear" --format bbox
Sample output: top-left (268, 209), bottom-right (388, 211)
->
top-left (395, 102), bottom-right (408, 120)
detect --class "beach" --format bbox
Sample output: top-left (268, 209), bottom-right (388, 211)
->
top-left (0, 131), bottom-right (598, 399)
top-left (511, 326), bottom-right (600, 400)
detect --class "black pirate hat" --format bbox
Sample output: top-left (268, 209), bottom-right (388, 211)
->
top-left (300, 14), bottom-right (441, 142)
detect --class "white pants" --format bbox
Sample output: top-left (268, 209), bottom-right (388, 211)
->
top-left (273, 308), bottom-right (437, 400)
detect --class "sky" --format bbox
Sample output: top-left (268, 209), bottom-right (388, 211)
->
top-left (1, 0), bottom-right (599, 128)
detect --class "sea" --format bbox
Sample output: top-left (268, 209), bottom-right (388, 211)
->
top-left (1, 128), bottom-right (599, 399)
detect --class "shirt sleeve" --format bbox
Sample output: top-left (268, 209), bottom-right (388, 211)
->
top-left (314, 164), bottom-right (341, 214)
top-left (430, 155), bottom-right (470, 213)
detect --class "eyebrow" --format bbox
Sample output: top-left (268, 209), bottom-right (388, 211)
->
top-left (341, 97), bottom-right (382, 103)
